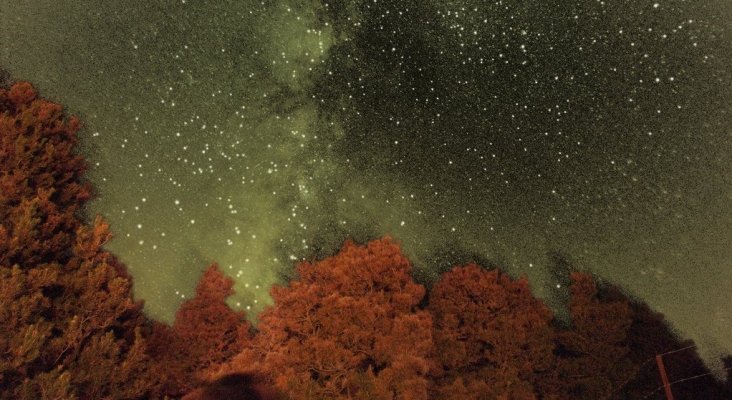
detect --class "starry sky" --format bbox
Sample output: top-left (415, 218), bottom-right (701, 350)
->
top-left (2, 0), bottom-right (731, 362)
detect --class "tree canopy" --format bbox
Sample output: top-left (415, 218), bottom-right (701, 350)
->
top-left (0, 82), bottom-right (153, 399)
top-left (428, 264), bottom-right (554, 399)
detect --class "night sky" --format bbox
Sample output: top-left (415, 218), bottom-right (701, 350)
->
top-left (2, 0), bottom-right (731, 364)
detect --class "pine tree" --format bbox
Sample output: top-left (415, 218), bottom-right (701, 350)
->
top-left (223, 237), bottom-right (433, 400)
top-left (428, 264), bottom-right (554, 399)
top-left (0, 82), bottom-right (154, 399)
top-left (149, 264), bottom-right (252, 396)
top-left (551, 272), bottom-right (635, 400)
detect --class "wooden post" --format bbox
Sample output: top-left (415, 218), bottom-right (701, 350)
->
top-left (655, 354), bottom-right (674, 400)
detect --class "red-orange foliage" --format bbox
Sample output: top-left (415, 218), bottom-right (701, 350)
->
top-left (0, 82), bottom-right (153, 399)
top-left (0, 82), bottom-right (90, 268)
top-left (149, 263), bottom-right (253, 396)
top-left (223, 237), bottom-right (433, 400)
top-left (428, 264), bottom-right (555, 400)
top-left (175, 263), bottom-right (252, 368)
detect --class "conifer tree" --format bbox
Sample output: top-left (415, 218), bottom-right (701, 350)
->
top-left (223, 237), bottom-right (433, 400)
top-left (551, 272), bottom-right (635, 399)
top-left (0, 82), bottom-right (154, 399)
top-left (149, 264), bottom-right (252, 396)
top-left (428, 264), bottom-right (554, 399)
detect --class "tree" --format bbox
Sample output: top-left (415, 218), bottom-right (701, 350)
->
top-left (427, 264), bottom-right (555, 399)
top-left (550, 272), bottom-right (635, 400)
top-left (149, 264), bottom-right (253, 396)
top-left (545, 250), bottom-right (577, 325)
top-left (0, 67), bottom-right (12, 88)
top-left (724, 356), bottom-right (732, 395)
top-left (223, 237), bottom-right (433, 400)
top-left (174, 263), bottom-right (253, 376)
top-left (619, 299), bottom-right (730, 399)
top-left (0, 82), bottom-right (155, 399)
top-left (0, 82), bottom-right (91, 269)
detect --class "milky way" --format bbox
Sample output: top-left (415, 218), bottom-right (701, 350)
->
top-left (2, 0), bottom-right (730, 363)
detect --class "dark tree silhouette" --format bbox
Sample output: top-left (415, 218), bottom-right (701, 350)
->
top-left (725, 356), bottom-right (732, 394)
top-left (619, 299), bottom-right (731, 399)
top-left (544, 250), bottom-right (578, 325)
top-left (0, 67), bottom-right (12, 88)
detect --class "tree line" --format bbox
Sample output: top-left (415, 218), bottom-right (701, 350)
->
top-left (1, 82), bottom-right (730, 399)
